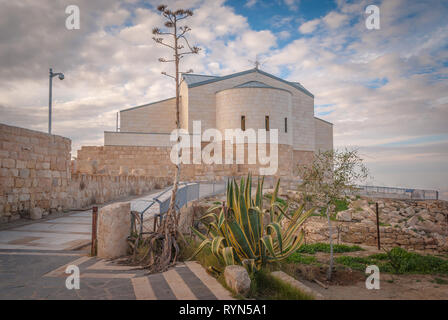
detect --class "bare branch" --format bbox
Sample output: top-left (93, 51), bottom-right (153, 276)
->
top-left (161, 71), bottom-right (175, 79)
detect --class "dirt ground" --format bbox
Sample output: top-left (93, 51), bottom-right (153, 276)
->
top-left (288, 245), bottom-right (448, 300)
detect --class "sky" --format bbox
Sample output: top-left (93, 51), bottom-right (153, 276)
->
top-left (0, 0), bottom-right (447, 199)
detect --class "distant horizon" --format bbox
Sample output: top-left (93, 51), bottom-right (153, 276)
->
top-left (0, 0), bottom-right (447, 200)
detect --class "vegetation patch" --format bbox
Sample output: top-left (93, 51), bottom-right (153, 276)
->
top-left (333, 198), bottom-right (349, 213)
top-left (295, 243), bottom-right (364, 254)
top-left (336, 247), bottom-right (448, 275)
top-left (247, 269), bottom-right (314, 300)
top-left (286, 253), bottom-right (318, 265)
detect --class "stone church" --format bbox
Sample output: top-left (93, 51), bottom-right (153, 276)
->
top-left (79, 68), bottom-right (333, 179)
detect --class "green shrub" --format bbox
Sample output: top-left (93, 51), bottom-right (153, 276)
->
top-left (336, 247), bottom-right (448, 275)
top-left (286, 253), bottom-right (317, 265)
top-left (333, 198), bottom-right (349, 213)
top-left (248, 269), bottom-right (314, 300)
top-left (190, 174), bottom-right (313, 271)
top-left (296, 243), bottom-right (364, 254)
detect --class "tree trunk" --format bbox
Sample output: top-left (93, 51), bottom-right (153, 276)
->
top-left (166, 18), bottom-right (181, 235)
top-left (326, 204), bottom-right (334, 281)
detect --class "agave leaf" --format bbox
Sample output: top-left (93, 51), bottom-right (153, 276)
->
top-left (227, 219), bottom-right (255, 259)
top-left (191, 227), bottom-right (208, 241)
top-left (266, 222), bottom-right (283, 253)
top-left (261, 235), bottom-right (275, 257)
top-left (211, 236), bottom-right (225, 257)
top-left (188, 238), bottom-right (211, 260)
top-left (222, 247), bottom-right (235, 266)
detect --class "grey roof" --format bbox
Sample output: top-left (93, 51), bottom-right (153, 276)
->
top-left (183, 68), bottom-right (314, 98)
top-left (234, 81), bottom-right (276, 89)
top-left (182, 74), bottom-right (219, 86)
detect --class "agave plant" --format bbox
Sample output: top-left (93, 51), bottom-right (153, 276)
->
top-left (190, 174), bottom-right (313, 271)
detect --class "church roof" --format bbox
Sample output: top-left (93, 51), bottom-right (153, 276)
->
top-left (182, 68), bottom-right (314, 98)
top-left (182, 74), bottom-right (219, 86)
top-left (234, 81), bottom-right (276, 89)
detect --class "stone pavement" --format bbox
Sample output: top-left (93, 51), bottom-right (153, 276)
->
top-left (0, 188), bottom-right (233, 300)
top-left (0, 250), bottom-right (233, 300)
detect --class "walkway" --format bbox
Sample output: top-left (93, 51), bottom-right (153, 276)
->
top-left (0, 186), bottom-right (232, 300)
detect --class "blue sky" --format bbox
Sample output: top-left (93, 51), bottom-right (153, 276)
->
top-left (0, 0), bottom-right (447, 198)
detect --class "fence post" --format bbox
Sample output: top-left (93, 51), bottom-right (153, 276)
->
top-left (376, 202), bottom-right (381, 250)
top-left (91, 206), bottom-right (98, 256)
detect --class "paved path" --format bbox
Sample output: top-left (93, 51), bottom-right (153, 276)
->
top-left (0, 187), bottom-right (232, 300)
top-left (0, 250), bottom-right (233, 300)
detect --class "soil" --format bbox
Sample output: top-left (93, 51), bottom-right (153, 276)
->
top-left (286, 244), bottom-right (448, 300)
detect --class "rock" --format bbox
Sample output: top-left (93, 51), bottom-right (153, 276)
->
top-left (97, 202), bottom-right (131, 259)
top-left (435, 213), bottom-right (445, 222)
top-left (406, 215), bottom-right (418, 227)
top-left (336, 210), bottom-right (352, 222)
top-left (224, 265), bottom-right (251, 296)
top-left (404, 207), bottom-right (414, 216)
top-left (119, 166), bottom-right (129, 175)
top-left (30, 207), bottom-right (43, 220)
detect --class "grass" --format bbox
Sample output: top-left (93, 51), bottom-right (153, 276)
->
top-left (247, 269), bottom-right (314, 300)
top-left (286, 253), bottom-right (318, 265)
top-left (336, 247), bottom-right (448, 275)
top-left (333, 198), bottom-right (349, 213)
top-left (264, 194), bottom-right (287, 206)
top-left (432, 277), bottom-right (448, 285)
top-left (295, 243), bottom-right (364, 254)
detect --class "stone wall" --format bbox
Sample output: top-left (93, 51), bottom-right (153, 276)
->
top-left (314, 117), bottom-right (333, 152)
top-left (0, 123), bottom-right (172, 223)
top-left (0, 123), bottom-right (71, 222)
top-left (76, 143), bottom-right (310, 180)
top-left (302, 198), bottom-right (448, 253)
top-left (120, 98), bottom-right (176, 134)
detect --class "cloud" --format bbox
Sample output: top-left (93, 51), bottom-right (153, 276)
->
top-left (245, 0), bottom-right (257, 8)
top-left (0, 0), bottom-right (447, 198)
top-left (299, 19), bottom-right (320, 34)
top-left (284, 0), bottom-right (300, 11)
top-left (322, 11), bottom-right (348, 29)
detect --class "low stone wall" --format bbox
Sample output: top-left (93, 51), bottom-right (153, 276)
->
top-left (66, 174), bottom-right (172, 210)
top-left (0, 123), bottom-right (71, 222)
top-left (303, 198), bottom-right (448, 253)
top-left (76, 143), bottom-right (306, 181)
top-left (0, 123), bottom-right (172, 223)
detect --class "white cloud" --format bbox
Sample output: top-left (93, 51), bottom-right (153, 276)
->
top-left (245, 0), bottom-right (257, 8)
top-left (322, 11), bottom-right (348, 29)
top-left (298, 19), bottom-right (320, 34)
top-left (284, 0), bottom-right (299, 11)
top-left (0, 0), bottom-right (447, 197)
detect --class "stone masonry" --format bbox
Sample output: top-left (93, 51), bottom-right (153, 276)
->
top-left (0, 123), bottom-right (172, 223)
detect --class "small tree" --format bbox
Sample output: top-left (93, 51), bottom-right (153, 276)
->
top-left (298, 149), bottom-right (368, 280)
top-left (135, 4), bottom-right (200, 273)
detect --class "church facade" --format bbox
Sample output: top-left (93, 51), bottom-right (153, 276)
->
top-left (87, 68), bottom-right (333, 179)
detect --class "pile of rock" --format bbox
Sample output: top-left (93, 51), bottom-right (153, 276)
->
top-left (305, 197), bottom-right (448, 253)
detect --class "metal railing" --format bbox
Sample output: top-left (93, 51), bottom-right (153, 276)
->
top-left (131, 179), bottom-right (229, 235)
top-left (355, 185), bottom-right (439, 200)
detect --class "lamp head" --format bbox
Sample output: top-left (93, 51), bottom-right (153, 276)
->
top-left (58, 73), bottom-right (64, 80)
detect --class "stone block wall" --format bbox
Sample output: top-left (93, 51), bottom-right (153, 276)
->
top-left (76, 143), bottom-right (306, 180)
top-left (0, 123), bottom-right (173, 223)
top-left (0, 124), bottom-right (71, 222)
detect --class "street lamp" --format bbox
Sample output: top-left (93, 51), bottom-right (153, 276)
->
top-left (48, 68), bottom-right (64, 134)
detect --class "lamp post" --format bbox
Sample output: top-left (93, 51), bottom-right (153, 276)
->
top-left (48, 68), bottom-right (64, 134)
